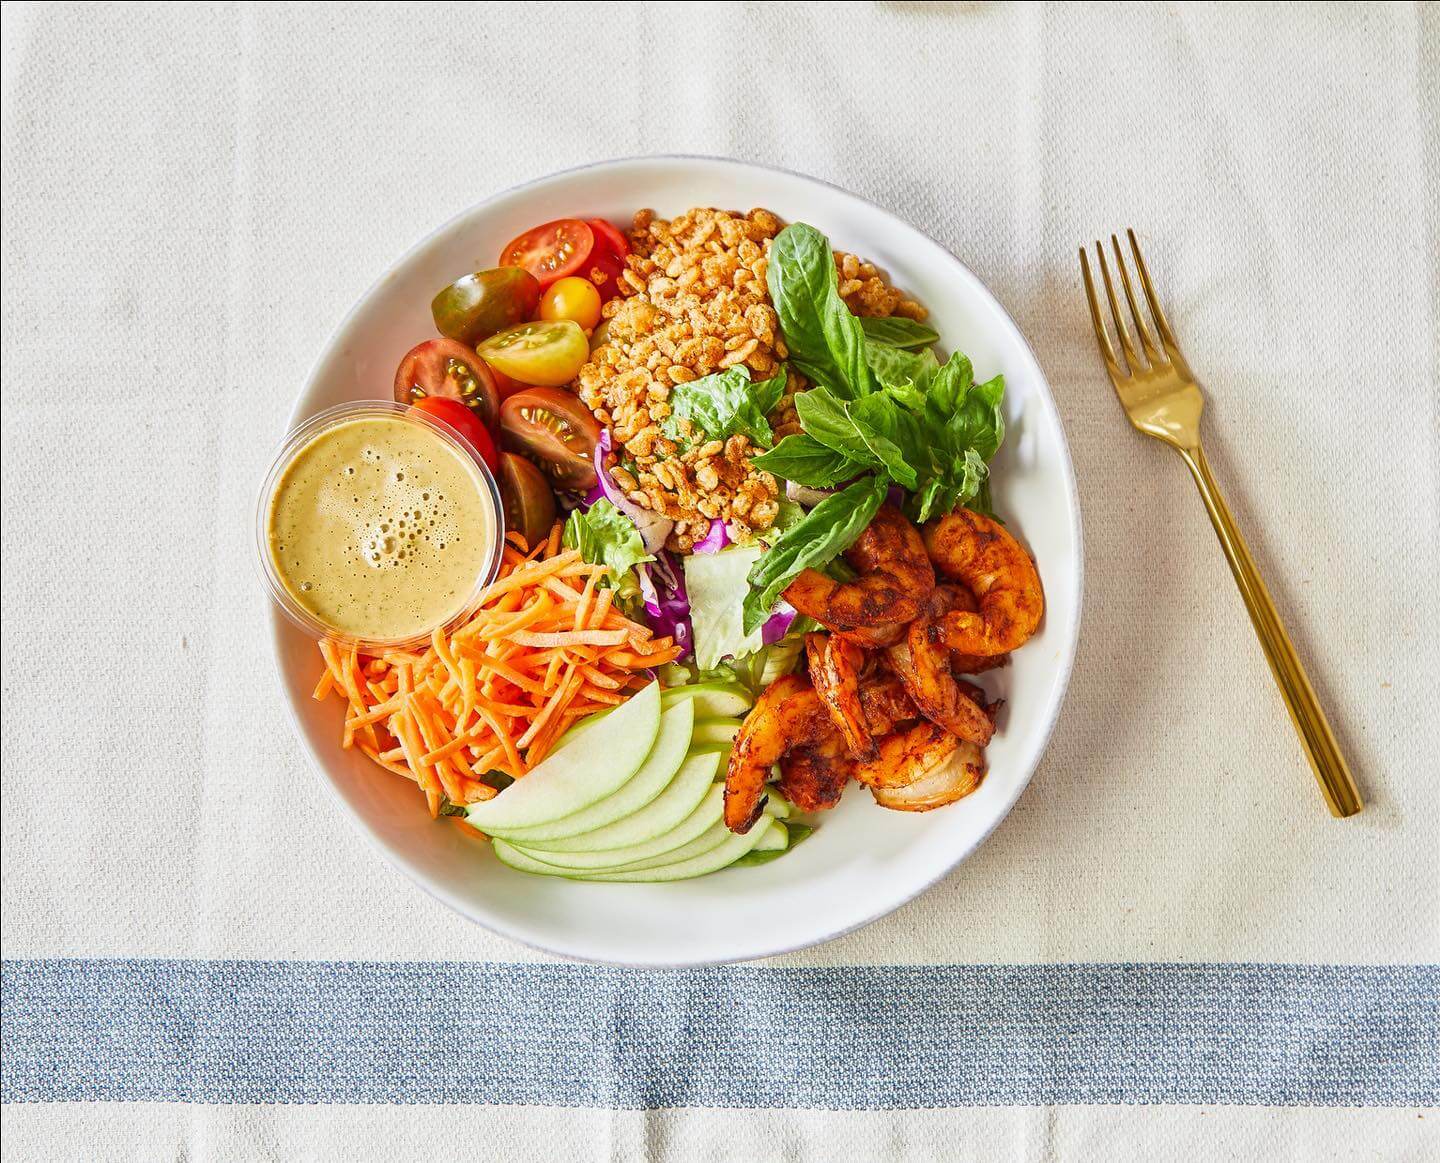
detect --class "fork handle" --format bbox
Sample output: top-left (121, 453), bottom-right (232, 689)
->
top-left (1179, 443), bottom-right (1363, 817)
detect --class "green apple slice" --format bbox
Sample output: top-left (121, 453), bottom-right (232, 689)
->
top-left (691, 719), bottom-right (741, 747)
top-left (501, 780), bottom-right (726, 870)
top-left (660, 681), bottom-right (753, 720)
top-left (465, 681), bottom-right (659, 831)
top-left (575, 816), bottom-right (776, 882)
top-left (518, 750), bottom-right (719, 854)
top-left (484, 700), bottom-right (693, 842)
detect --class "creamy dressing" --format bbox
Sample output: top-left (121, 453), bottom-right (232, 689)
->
top-left (267, 414), bottom-right (496, 641)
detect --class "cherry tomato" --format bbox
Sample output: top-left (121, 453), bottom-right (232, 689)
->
top-left (476, 320), bottom-right (589, 388)
top-left (498, 219), bottom-right (594, 288)
top-left (583, 218), bottom-right (629, 303)
top-left (410, 396), bottom-right (500, 472)
top-left (499, 387), bottom-right (602, 491)
top-left (394, 339), bottom-right (500, 431)
top-left (498, 452), bottom-right (558, 549)
top-left (588, 218), bottom-right (630, 259)
top-left (431, 267), bottom-right (540, 346)
top-left (488, 364), bottom-right (531, 402)
top-left (539, 276), bottom-right (602, 330)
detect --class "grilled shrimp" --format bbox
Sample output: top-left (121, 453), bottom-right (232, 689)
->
top-left (725, 673), bottom-right (810, 833)
top-left (852, 719), bottom-right (961, 791)
top-left (806, 632), bottom-right (871, 757)
top-left (870, 740), bottom-right (986, 812)
top-left (784, 505), bottom-right (935, 633)
top-left (886, 587), bottom-right (995, 746)
top-left (835, 621), bottom-right (906, 648)
top-left (942, 585), bottom-right (1011, 675)
top-left (778, 732), bottom-right (852, 812)
top-left (922, 509), bottom-right (1043, 656)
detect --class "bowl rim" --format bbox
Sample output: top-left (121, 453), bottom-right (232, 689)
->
top-left (268, 154), bottom-right (1084, 967)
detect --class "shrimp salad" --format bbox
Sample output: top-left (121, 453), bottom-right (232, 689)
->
top-left (303, 207), bottom-right (1044, 882)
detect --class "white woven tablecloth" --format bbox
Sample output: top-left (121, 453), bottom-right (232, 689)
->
top-left (3, 1), bottom-right (1437, 1158)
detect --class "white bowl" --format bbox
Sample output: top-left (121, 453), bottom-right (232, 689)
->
top-left (271, 156), bottom-right (1082, 967)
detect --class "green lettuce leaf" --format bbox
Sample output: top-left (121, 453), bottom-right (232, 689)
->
top-left (660, 365), bottom-right (788, 449)
top-left (562, 501), bottom-right (652, 586)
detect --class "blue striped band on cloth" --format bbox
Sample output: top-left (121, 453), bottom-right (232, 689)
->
top-left (2, 960), bottom-right (1436, 1107)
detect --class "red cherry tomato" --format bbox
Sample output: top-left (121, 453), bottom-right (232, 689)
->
top-left (588, 218), bottom-right (630, 259)
top-left (410, 396), bottom-right (499, 472)
top-left (584, 217), bottom-right (630, 303)
top-left (488, 364), bottom-right (531, 402)
top-left (498, 219), bottom-right (594, 288)
top-left (393, 338), bottom-right (500, 431)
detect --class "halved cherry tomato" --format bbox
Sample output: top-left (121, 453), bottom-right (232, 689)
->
top-left (409, 396), bottom-right (499, 472)
top-left (583, 217), bottom-right (629, 303)
top-left (431, 267), bottom-right (540, 346)
top-left (539, 276), bottom-right (602, 330)
top-left (498, 219), bottom-right (594, 288)
top-left (588, 217), bottom-right (630, 259)
top-left (394, 339), bottom-right (500, 431)
top-left (498, 452), bottom-right (558, 549)
top-left (499, 387), bottom-right (601, 491)
top-left (476, 320), bottom-right (589, 388)
top-left (487, 364), bottom-right (531, 402)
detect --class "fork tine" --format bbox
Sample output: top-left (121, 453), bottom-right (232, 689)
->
top-left (1095, 241), bottom-right (1142, 372)
top-left (1126, 228), bottom-right (1191, 374)
top-left (1079, 247), bottom-right (1123, 381)
top-left (1111, 234), bottom-right (1164, 366)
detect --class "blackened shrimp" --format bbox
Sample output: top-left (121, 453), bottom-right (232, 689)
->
top-left (886, 587), bottom-right (995, 746)
top-left (922, 509), bottom-right (1043, 656)
top-left (806, 632), bottom-right (871, 757)
top-left (784, 505), bottom-right (935, 633)
top-left (851, 719), bottom-right (961, 791)
top-left (778, 731), bottom-right (852, 813)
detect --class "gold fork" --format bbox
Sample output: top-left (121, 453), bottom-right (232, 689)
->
top-left (1080, 230), bottom-right (1363, 818)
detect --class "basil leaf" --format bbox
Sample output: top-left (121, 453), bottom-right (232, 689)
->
top-left (660, 365), bottom-right (788, 449)
top-left (742, 475), bottom-right (889, 633)
top-left (750, 434), bottom-right (867, 487)
top-left (847, 393), bottom-right (920, 489)
top-left (562, 500), bottom-right (652, 585)
top-left (859, 316), bottom-right (940, 350)
top-left (865, 342), bottom-right (939, 393)
top-left (768, 224), bottom-right (875, 399)
top-left (793, 387), bottom-right (875, 464)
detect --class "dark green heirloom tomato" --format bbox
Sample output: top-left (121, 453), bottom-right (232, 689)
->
top-left (431, 267), bottom-right (541, 346)
top-left (497, 452), bottom-right (558, 549)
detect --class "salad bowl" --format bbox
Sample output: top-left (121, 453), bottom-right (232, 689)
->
top-left (271, 156), bottom-right (1082, 966)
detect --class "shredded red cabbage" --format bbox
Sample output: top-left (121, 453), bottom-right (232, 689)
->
top-left (692, 517), bottom-right (729, 554)
top-left (636, 555), bottom-right (692, 659)
top-left (761, 600), bottom-right (798, 645)
top-left (588, 431), bottom-right (674, 552)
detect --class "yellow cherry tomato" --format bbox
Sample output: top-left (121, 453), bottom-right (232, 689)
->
top-left (538, 276), bottom-right (602, 330)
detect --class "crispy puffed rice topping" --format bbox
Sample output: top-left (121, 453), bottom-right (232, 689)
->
top-left (576, 207), bottom-right (925, 551)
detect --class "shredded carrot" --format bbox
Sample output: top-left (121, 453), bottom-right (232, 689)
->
top-left (315, 521), bottom-right (681, 818)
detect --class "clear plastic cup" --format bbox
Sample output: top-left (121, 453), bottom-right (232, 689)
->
top-left (257, 400), bottom-right (505, 650)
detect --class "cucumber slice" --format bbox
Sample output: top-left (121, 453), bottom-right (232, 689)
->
top-left (466, 682), bottom-right (659, 831)
top-left (691, 719), bottom-right (741, 747)
top-left (660, 681), bottom-right (753, 720)
top-left (519, 750), bottom-right (719, 854)
top-left (483, 700), bottom-right (693, 842)
top-left (502, 780), bottom-right (725, 870)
